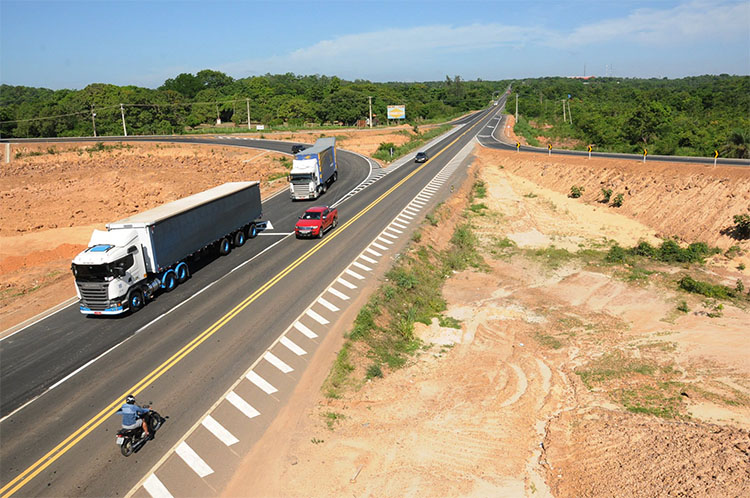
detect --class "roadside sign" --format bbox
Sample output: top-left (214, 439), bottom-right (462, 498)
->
top-left (256, 125), bottom-right (265, 130)
top-left (387, 105), bottom-right (406, 120)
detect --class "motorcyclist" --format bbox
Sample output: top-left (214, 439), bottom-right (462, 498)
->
top-left (117, 394), bottom-right (150, 439)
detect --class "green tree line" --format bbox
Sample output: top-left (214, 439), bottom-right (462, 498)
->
top-left (0, 70), bottom-right (504, 138)
top-left (508, 75), bottom-right (749, 158)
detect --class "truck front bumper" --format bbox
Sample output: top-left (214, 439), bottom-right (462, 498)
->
top-left (79, 303), bottom-right (126, 315)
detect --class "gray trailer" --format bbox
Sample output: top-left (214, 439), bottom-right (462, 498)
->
top-left (71, 182), bottom-right (262, 315)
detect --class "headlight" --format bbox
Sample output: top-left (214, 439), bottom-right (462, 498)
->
top-left (289, 184), bottom-right (294, 193)
top-left (308, 182), bottom-right (315, 192)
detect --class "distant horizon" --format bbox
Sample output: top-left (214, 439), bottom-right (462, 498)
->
top-left (2, 0), bottom-right (748, 90)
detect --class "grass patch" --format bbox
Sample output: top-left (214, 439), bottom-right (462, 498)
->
top-left (266, 171), bottom-right (288, 182)
top-left (438, 315), bottom-right (462, 329)
top-left (323, 411), bottom-right (345, 430)
top-left (679, 275), bottom-right (737, 300)
top-left (512, 116), bottom-right (541, 147)
top-left (469, 203), bottom-right (488, 214)
top-left (473, 180), bottom-right (487, 199)
top-left (535, 331), bottom-right (564, 349)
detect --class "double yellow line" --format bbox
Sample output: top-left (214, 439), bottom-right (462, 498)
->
top-left (0, 111), bottom-right (487, 497)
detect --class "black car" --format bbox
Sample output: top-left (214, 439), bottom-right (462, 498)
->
top-left (291, 144), bottom-right (308, 154)
top-left (415, 151), bottom-right (428, 163)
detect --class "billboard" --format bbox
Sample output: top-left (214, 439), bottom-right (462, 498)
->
top-left (387, 105), bottom-right (406, 120)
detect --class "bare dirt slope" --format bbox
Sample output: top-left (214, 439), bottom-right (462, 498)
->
top-left (222, 144), bottom-right (749, 497)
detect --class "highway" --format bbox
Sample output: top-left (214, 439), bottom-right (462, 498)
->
top-left (0, 104), bottom-right (503, 497)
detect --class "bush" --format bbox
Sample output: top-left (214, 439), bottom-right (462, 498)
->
top-left (606, 244), bottom-right (628, 263)
top-left (677, 300), bottom-right (689, 313)
top-left (366, 363), bottom-right (383, 379)
top-left (733, 214), bottom-right (750, 239)
top-left (600, 188), bottom-right (613, 203)
top-left (632, 241), bottom-right (656, 258)
top-left (611, 193), bottom-right (624, 207)
top-left (678, 276), bottom-right (731, 299)
top-left (569, 185), bottom-right (584, 198)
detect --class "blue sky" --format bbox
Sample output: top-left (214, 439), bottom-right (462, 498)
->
top-left (1, 0), bottom-right (748, 89)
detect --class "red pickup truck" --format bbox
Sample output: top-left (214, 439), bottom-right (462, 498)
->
top-left (294, 206), bottom-right (338, 239)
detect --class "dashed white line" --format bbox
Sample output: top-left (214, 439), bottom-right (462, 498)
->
top-left (360, 254), bottom-right (377, 264)
top-left (393, 220), bottom-right (409, 227)
top-left (327, 286), bottom-right (350, 301)
top-left (400, 213), bottom-right (415, 220)
top-left (175, 442), bottom-right (214, 478)
top-left (387, 225), bottom-right (404, 233)
top-left (317, 296), bottom-right (340, 312)
top-left (202, 415), bottom-right (239, 446)
top-left (381, 231), bottom-right (399, 239)
top-left (280, 336), bottom-right (306, 356)
top-left (376, 237), bottom-right (393, 246)
top-left (337, 277), bottom-right (357, 289)
top-left (246, 370), bottom-right (278, 394)
top-left (372, 242), bottom-right (389, 251)
top-left (293, 321), bottom-right (318, 339)
top-left (366, 247), bottom-right (382, 257)
top-left (352, 261), bottom-right (372, 271)
top-left (306, 308), bottom-right (329, 325)
top-left (345, 268), bottom-right (365, 280)
top-left (227, 391), bottom-right (261, 418)
top-left (143, 474), bottom-right (173, 498)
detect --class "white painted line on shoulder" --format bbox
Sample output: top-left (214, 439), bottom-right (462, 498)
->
top-left (404, 208), bottom-right (420, 215)
top-left (246, 370), bottom-right (278, 394)
top-left (175, 442), bottom-right (214, 478)
top-left (352, 261), bottom-right (372, 271)
top-left (400, 213), bottom-right (415, 220)
top-left (337, 277), bottom-right (357, 289)
top-left (345, 269), bottom-right (365, 280)
top-left (372, 242), bottom-right (389, 251)
top-left (386, 226), bottom-right (403, 234)
top-left (202, 415), bottom-right (239, 446)
top-left (360, 254), bottom-right (377, 264)
top-left (381, 231), bottom-right (398, 239)
top-left (393, 220), bottom-right (409, 227)
top-left (327, 286), bottom-right (350, 301)
top-left (366, 247), bottom-right (382, 257)
top-left (376, 237), bottom-right (393, 245)
top-left (306, 308), bottom-right (329, 325)
top-left (416, 194), bottom-right (431, 200)
top-left (280, 336), bottom-right (306, 356)
top-left (227, 391), bottom-right (261, 418)
top-left (143, 474), bottom-right (173, 498)
top-left (318, 296), bottom-right (340, 312)
top-left (412, 200), bottom-right (426, 207)
top-left (294, 321), bottom-right (318, 339)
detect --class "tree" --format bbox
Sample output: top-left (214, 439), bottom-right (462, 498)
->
top-left (622, 100), bottom-right (673, 148)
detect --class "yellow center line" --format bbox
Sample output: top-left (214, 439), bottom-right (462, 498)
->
top-left (0, 111), bottom-right (488, 497)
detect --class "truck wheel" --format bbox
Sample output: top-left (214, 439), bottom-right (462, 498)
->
top-left (318, 227), bottom-right (324, 239)
top-left (163, 272), bottom-right (176, 292)
top-left (176, 262), bottom-right (189, 283)
top-left (219, 238), bottom-right (231, 255)
top-left (128, 289), bottom-right (144, 313)
top-left (333, 171), bottom-right (338, 182)
top-left (322, 182), bottom-right (328, 194)
top-left (333, 217), bottom-right (338, 228)
top-left (234, 230), bottom-right (246, 247)
top-left (247, 223), bottom-right (257, 239)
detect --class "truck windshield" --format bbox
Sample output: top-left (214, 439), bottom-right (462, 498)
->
top-left (71, 263), bottom-right (113, 282)
top-left (290, 173), bottom-right (313, 183)
top-left (301, 212), bottom-right (321, 220)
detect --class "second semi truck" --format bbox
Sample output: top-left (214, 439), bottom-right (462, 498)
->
top-left (288, 137), bottom-right (337, 200)
top-left (71, 182), bottom-right (262, 315)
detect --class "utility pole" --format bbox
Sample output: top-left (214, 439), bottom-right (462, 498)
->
top-left (567, 101), bottom-right (572, 125)
top-left (515, 94), bottom-right (518, 122)
top-left (91, 106), bottom-right (97, 137)
top-left (368, 96), bottom-right (373, 129)
top-left (562, 100), bottom-right (566, 123)
top-left (246, 98), bottom-right (251, 130)
top-left (120, 103), bottom-right (128, 136)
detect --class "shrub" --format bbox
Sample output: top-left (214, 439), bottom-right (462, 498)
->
top-left (733, 214), bottom-right (750, 239)
top-left (678, 276), bottom-right (731, 299)
top-left (677, 300), bottom-right (689, 313)
top-left (632, 241), bottom-right (656, 258)
top-left (600, 188), bottom-right (613, 203)
top-left (569, 185), bottom-right (584, 198)
top-left (736, 279), bottom-right (745, 293)
top-left (611, 193), bottom-right (624, 207)
top-left (606, 244), bottom-right (628, 263)
top-left (366, 363), bottom-right (383, 379)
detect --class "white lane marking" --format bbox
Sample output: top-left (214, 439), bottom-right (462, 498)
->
top-left (382, 231), bottom-right (398, 239)
top-left (360, 254), bottom-right (377, 264)
top-left (337, 277), bottom-right (357, 289)
top-left (202, 415), bottom-right (239, 446)
top-left (387, 226), bottom-right (404, 234)
top-left (327, 286), bottom-right (350, 301)
top-left (227, 391), bottom-right (261, 418)
top-left (394, 219), bottom-right (410, 226)
top-left (366, 247), bottom-right (382, 257)
top-left (404, 208), bottom-right (420, 215)
top-left (412, 200), bottom-right (427, 206)
top-left (400, 213), bottom-right (415, 220)
top-left (294, 321), bottom-right (318, 338)
top-left (175, 442), bottom-right (214, 478)
top-left (345, 269), bottom-right (365, 280)
top-left (280, 336), bottom-right (306, 356)
top-left (318, 296), bottom-right (340, 312)
top-left (258, 232), bottom-right (293, 236)
top-left (352, 261), bottom-right (372, 271)
top-left (263, 351), bottom-right (293, 373)
top-left (372, 242), bottom-right (389, 251)
top-left (306, 309), bottom-right (329, 325)
top-left (376, 237), bottom-right (393, 245)
top-left (143, 474), bottom-right (173, 498)
top-left (246, 370), bottom-right (278, 394)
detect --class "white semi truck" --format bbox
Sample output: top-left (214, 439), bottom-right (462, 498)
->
top-left (71, 182), bottom-right (262, 315)
top-left (288, 137), bottom-right (338, 200)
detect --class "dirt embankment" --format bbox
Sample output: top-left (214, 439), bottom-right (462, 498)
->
top-left (222, 144), bottom-right (749, 497)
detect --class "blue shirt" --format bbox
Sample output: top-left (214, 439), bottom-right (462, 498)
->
top-left (117, 403), bottom-right (149, 426)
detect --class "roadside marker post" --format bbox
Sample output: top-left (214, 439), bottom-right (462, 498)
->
top-left (516, 142), bottom-right (520, 152)
top-left (714, 150), bottom-right (719, 167)
top-left (548, 144), bottom-right (551, 156)
top-left (643, 148), bottom-right (647, 163)
top-left (588, 145), bottom-right (592, 159)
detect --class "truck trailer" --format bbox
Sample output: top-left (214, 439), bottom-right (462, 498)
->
top-left (71, 181), bottom-right (262, 315)
top-left (288, 137), bottom-right (337, 200)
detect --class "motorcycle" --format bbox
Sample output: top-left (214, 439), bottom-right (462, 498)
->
top-left (115, 404), bottom-right (166, 457)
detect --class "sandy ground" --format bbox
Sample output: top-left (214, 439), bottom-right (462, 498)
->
top-left (3, 124), bottom-right (750, 496)
top-left (221, 143), bottom-right (750, 496)
top-left (0, 127), bottom-right (413, 331)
